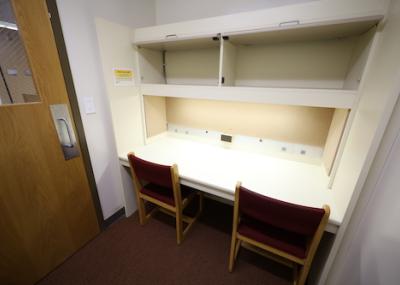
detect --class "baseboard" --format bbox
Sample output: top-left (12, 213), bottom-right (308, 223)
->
top-left (103, 207), bottom-right (126, 228)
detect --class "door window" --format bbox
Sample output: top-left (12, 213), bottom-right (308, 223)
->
top-left (0, 0), bottom-right (40, 105)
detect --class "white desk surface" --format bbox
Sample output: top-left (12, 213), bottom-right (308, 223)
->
top-left (119, 133), bottom-right (342, 233)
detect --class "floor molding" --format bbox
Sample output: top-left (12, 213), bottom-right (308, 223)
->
top-left (103, 207), bottom-right (126, 228)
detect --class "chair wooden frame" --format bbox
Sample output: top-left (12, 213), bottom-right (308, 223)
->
top-left (229, 182), bottom-right (330, 285)
top-left (128, 152), bottom-right (203, 245)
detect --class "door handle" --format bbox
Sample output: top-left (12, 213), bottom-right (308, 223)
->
top-left (57, 118), bottom-right (74, 148)
top-left (49, 104), bottom-right (80, 160)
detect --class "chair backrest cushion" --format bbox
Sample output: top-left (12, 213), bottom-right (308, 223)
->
top-left (239, 186), bottom-right (325, 236)
top-left (128, 154), bottom-right (173, 189)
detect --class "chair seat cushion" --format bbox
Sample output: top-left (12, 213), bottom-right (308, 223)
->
top-left (238, 215), bottom-right (308, 259)
top-left (141, 183), bottom-right (195, 206)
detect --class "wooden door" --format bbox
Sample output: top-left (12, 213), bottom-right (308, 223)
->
top-left (0, 1), bottom-right (100, 284)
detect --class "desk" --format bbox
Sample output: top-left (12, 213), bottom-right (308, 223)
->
top-left (119, 133), bottom-right (341, 233)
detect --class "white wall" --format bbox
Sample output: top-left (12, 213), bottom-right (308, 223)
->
top-left (317, 0), bottom-right (400, 282)
top-left (95, 18), bottom-right (146, 216)
top-left (95, 18), bottom-right (144, 157)
top-left (56, 0), bottom-right (155, 219)
top-left (326, 95), bottom-right (400, 285)
top-left (155, 0), bottom-right (316, 24)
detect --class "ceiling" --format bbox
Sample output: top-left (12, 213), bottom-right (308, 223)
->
top-left (0, 0), bottom-right (16, 24)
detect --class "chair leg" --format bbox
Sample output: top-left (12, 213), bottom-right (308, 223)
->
top-left (199, 192), bottom-right (204, 213)
top-left (178, 193), bottom-right (203, 244)
top-left (137, 197), bottom-right (146, 225)
top-left (293, 264), bottom-right (298, 285)
top-left (176, 209), bottom-right (183, 245)
top-left (297, 263), bottom-right (311, 285)
top-left (234, 239), bottom-right (241, 261)
top-left (228, 235), bottom-right (237, 272)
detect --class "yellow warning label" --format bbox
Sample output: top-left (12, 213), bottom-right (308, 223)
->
top-left (113, 68), bottom-right (134, 86)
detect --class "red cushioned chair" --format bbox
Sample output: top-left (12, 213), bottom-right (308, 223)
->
top-left (229, 182), bottom-right (330, 285)
top-left (128, 152), bottom-right (203, 245)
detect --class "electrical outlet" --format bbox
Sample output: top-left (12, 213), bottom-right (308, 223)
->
top-left (221, 134), bottom-right (232, 143)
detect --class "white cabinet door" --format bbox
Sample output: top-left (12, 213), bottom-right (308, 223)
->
top-left (133, 1), bottom-right (385, 45)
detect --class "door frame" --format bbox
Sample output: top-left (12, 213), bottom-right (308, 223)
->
top-left (46, 0), bottom-right (106, 229)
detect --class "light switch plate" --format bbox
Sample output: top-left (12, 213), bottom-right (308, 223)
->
top-left (83, 96), bottom-right (96, 114)
top-left (7, 68), bottom-right (17, 76)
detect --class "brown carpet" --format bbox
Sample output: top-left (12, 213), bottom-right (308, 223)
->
top-left (37, 198), bottom-right (292, 285)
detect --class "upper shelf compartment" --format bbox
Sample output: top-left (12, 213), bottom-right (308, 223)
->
top-left (137, 35), bottom-right (220, 86)
top-left (220, 16), bottom-right (381, 90)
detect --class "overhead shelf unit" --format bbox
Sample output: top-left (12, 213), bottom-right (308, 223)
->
top-left (135, 14), bottom-right (382, 108)
top-left (133, 10), bottom-right (383, 176)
